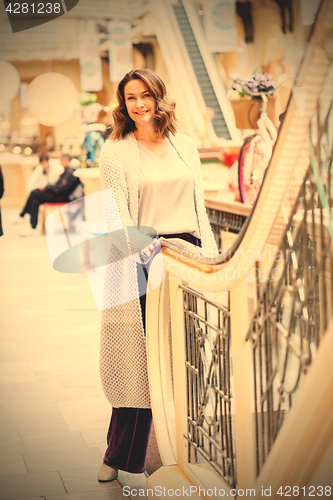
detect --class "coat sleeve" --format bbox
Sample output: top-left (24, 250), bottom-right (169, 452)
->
top-left (99, 140), bottom-right (152, 258)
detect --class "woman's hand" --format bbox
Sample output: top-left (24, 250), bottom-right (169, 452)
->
top-left (140, 238), bottom-right (159, 261)
top-left (137, 238), bottom-right (160, 264)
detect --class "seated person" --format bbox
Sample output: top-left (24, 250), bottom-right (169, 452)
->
top-left (9, 153), bottom-right (63, 225)
top-left (19, 154), bottom-right (81, 230)
top-left (26, 152), bottom-right (63, 193)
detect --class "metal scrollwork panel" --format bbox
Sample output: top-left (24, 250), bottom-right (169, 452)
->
top-left (247, 67), bottom-right (333, 474)
top-left (207, 208), bottom-right (247, 252)
top-left (181, 286), bottom-right (235, 487)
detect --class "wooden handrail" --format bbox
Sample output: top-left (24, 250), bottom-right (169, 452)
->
top-left (161, 246), bottom-right (223, 273)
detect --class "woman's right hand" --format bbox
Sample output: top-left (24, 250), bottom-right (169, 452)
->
top-left (140, 238), bottom-right (160, 261)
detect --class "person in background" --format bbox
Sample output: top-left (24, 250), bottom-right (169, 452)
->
top-left (9, 153), bottom-right (64, 226)
top-left (19, 153), bottom-right (81, 233)
top-left (0, 166), bottom-right (4, 237)
top-left (26, 153), bottom-right (63, 193)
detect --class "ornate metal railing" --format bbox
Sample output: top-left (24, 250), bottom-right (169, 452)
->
top-left (246, 83), bottom-right (333, 475)
top-left (205, 200), bottom-right (251, 252)
top-left (207, 207), bottom-right (247, 251)
top-left (146, 1), bottom-right (333, 494)
top-left (182, 285), bottom-right (235, 487)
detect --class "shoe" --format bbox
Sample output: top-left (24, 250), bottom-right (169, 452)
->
top-left (97, 463), bottom-right (118, 482)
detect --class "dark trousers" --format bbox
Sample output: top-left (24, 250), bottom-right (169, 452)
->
top-left (20, 189), bottom-right (69, 228)
top-left (103, 407), bottom-right (152, 473)
top-left (103, 233), bottom-right (201, 473)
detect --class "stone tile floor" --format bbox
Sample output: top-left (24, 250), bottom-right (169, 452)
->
top-left (0, 208), bottom-right (147, 499)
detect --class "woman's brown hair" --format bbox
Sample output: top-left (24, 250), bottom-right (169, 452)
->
top-left (110, 69), bottom-right (177, 140)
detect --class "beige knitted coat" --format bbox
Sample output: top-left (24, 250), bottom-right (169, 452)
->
top-left (99, 132), bottom-right (218, 408)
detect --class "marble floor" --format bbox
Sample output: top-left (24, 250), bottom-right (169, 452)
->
top-left (0, 208), bottom-right (147, 500)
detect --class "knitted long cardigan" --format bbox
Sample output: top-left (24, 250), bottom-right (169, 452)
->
top-left (99, 131), bottom-right (218, 408)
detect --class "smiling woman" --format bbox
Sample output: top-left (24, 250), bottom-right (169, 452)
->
top-left (110, 68), bottom-right (177, 140)
top-left (97, 68), bottom-right (218, 483)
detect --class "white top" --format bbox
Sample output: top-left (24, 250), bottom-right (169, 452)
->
top-left (26, 159), bottom-right (64, 192)
top-left (137, 142), bottom-right (200, 238)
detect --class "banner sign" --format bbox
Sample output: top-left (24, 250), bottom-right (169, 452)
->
top-left (108, 21), bottom-right (134, 83)
top-left (203, 0), bottom-right (238, 53)
top-left (79, 35), bottom-right (103, 91)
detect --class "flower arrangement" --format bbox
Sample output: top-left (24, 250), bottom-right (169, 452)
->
top-left (230, 72), bottom-right (276, 99)
top-left (229, 72), bottom-right (277, 129)
top-left (79, 91), bottom-right (98, 106)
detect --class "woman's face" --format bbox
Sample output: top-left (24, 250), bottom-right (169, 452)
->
top-left (124, 79), bottom-right (156, 127)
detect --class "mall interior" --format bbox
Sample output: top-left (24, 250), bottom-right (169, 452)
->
top-left (0, 0), bottom-right (333, 499)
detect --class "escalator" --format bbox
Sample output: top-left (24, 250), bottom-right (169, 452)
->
top-left (172, 0), bottom-right (231, 139)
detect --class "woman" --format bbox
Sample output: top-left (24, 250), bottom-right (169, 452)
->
top-left (98, 69), bottom-right (218, 481)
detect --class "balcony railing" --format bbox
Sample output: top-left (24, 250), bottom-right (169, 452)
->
top-left (146, 0), bottom-right (333, 495)
top-left (182, 285), bottom-right (235, 486)
top-left (247, 88), bottom-right (333, 475)
top-left (205, 199), bottom-right (250, 253)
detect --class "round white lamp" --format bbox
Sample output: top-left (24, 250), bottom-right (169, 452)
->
top-left (27, 72), bottom-right (78, 126)
top-left (0, 61), bottom-right (20, 113)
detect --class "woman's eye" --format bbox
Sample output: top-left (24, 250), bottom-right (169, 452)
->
top-left (144, 94), bottom-right (150, 98)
